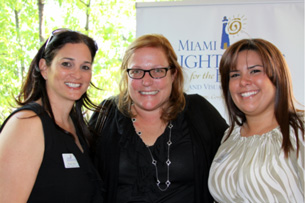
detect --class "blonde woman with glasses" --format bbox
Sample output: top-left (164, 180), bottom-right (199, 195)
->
top-left (90, 34), bottom-right (228, 203)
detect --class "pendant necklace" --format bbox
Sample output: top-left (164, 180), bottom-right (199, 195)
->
top-left (132, 118), bottom-right (173, 191)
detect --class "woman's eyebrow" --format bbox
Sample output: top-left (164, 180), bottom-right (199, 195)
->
top-left (247, 64), bottom-right (263, 69)
top-left (61, 57), bottom-right (92, 64)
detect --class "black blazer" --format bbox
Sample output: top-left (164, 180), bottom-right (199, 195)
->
top-left (89, 94), bottom-right (228, 203)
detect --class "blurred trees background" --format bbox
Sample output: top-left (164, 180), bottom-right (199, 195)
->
top-left (0, 0), bottom-right (169, 123)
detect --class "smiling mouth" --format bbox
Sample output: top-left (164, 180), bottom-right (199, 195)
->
top-left (65, 83), bottom-right (81, 88)
top-left (241, 91), bottom-right (258, 97)
top-left (139, 91), bottom-right (159, 95)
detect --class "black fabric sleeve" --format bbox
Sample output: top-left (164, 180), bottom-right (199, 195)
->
top-left (184, 93), bottom-right (228, 203)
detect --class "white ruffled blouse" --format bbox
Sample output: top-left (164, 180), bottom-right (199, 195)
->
top-left (208, 115), bottom-right (304, 203)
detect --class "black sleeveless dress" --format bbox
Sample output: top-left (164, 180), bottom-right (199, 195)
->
top-left (0, 103), bottom-right (103, 203)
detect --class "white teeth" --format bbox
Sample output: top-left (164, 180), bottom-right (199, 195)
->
top-left (140, 91), bottom-right (159, 95)
top-left (65, 83), bottom-right (81, 88)
top-left (241, 91), bottom-right (258, 97)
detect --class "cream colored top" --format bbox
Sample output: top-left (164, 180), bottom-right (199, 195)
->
top-left (208, 114), bottom-right (304, 203)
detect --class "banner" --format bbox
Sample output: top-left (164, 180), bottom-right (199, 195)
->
top-left (136, 1), bottom-right (304, 120)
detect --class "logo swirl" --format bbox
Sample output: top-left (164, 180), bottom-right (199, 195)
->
top-left (227, 18), bottom-right (242, 35)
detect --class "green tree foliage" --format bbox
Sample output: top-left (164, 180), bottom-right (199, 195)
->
top-left (0, 0), bottom-right (137, 123)
top-left (0, 0), bottom-right (41, 123)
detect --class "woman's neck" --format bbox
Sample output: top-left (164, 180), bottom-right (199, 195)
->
top-left (131, 104), bottom-right (164, 124)
top-left (37, 97), bottom-right (74, 126)
top-left (242, 113), bottom-right (278, 137)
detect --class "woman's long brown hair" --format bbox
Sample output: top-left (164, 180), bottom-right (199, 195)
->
top-left (219, 38), bottom-right (304, 157)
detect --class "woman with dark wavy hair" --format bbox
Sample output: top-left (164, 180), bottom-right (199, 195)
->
top-left (0, 29), bottom-right (103, 202)
top-left (90, 34), bottom-right (228, 203)
top-left (208, 38), bottom-right (304, 202)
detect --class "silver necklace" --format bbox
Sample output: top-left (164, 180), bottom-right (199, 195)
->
top-left (132, 118), bottom-right (173, 191)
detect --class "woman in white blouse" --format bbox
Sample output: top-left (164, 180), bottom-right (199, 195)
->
top-left (208, 38), bottom-right (304, 203)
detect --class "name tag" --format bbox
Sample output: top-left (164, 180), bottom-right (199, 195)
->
top-left (62, 153), bottom-right (80, 168)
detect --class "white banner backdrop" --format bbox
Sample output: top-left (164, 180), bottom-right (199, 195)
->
top-left (136, 1), bottom-right (304, 120)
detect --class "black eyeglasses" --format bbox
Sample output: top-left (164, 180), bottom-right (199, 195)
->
top-left (127, 67), bottom-right (172, 79)
top-left (45, 28), bottom-right (72, 49)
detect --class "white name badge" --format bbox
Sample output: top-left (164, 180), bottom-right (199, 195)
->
top-left (62, 153), bottom-right (80, 168)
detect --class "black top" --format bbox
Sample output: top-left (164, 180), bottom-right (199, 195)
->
top-left (0, 103), bottom-right (103, 203)
top-left (117, 111), bottom-right (194, 202)
top-left (90, 94), bottom-right (228, 203)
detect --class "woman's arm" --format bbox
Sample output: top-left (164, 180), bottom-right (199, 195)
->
top-left (0, 110), bottom-right (44, 202)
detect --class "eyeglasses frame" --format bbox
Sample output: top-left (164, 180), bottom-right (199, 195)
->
top-left (126, 67), bottom-right (172, 79)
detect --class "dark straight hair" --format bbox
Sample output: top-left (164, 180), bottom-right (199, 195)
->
top-left (16, 29), bottom-right (99, 144)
